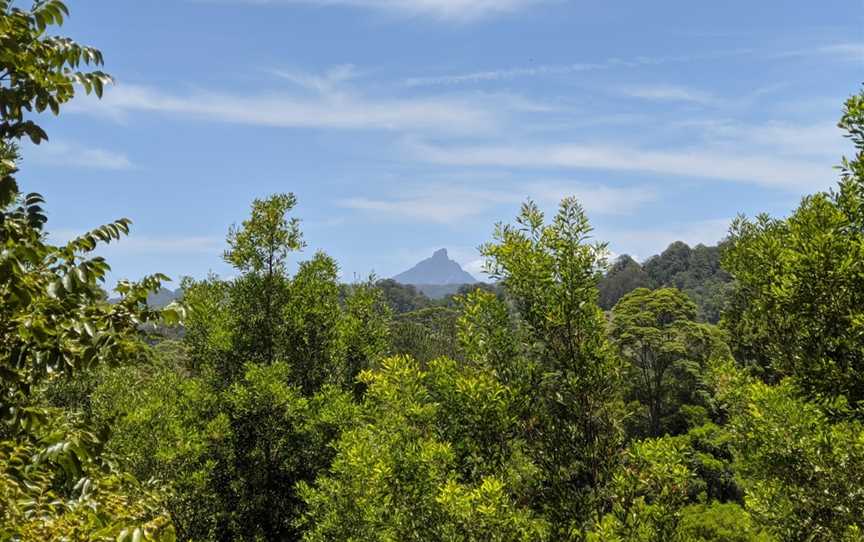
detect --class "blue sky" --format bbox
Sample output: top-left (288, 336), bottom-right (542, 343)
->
top-left (20, 0), bottom-right (864, 286)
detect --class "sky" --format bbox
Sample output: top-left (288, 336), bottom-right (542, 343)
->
top-left (19, 0), bottom-right (864, 286)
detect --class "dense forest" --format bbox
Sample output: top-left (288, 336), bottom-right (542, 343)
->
top-left (2, 3), bottom-right (864, 541)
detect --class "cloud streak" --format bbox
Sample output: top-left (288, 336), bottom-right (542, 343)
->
top-left (619, 85), bottom-right (717, 106)
top-left (25, 140), bottom-right (133, 170)
top-left (226, 0), bottom-right (545, 21)
top-left (338, 181), bottom-right (657, 223)
top-left (407, 137), bottom-right (836, 191)
top-left (403, 43), bottom-right (864, 87)
top-left (76, 82), bottom-right (502, 134)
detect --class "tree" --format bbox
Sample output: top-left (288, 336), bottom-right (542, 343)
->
top-left (597, 245), bottom-right (731, 322)
top-left (390, 306), bottom-right (461, 364)
top-left (611, 287), bottom-right (729, 437)
top-left (722, 89), bottom-right (864, 403)
top-left (721, 377), bottom-right (864, 540)
top-left (375, 278), bottom-right (432, 314)
top-left (480, 198), bottom-right (624, 536)
top-left (0, 2), bottom-right (178, 539)
top-left (224, 192), bottom-right (303, 364)
top-left (299, 356), bottom-right (548, 542)
top-left (0, 0), bottom-right (112, 204)
top-left (599, 255), bottom-right (651, 310)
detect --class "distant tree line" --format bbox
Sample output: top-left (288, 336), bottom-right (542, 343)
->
top-left (599, 242), bottom-right (732, 323)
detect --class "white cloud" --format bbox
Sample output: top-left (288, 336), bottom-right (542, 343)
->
top-left (403, 62), bottom-right (609, 87)
top-left (619, 85), bottom-right (716, 106)
top-left (403, 43), bottom-right (864, 88)
top-left (407, 138), bottom-right (835, 191)
top-left (270, 64), bottom-right (361, 93)
top-left (338, 181), bottom-right (657, 223)
top-left (75, 82), bottom-right (500, 134)
top-left (229, 0), bottom-right (544, 21)
top-left (462, 257), bottom-right (487, 278)
top-left (772, 42), bottom-right (864, 63)
top-left (698, 120), bottom-right (849, 159)
top-left (24, 140), bottom-right (133, 170)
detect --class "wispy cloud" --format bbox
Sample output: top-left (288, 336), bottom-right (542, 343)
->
top-left (618, 85), bottom-right (717, 106)
top-left (407, 130), bottom-right (838, 191)
top-left (270, 64), bottom-right (361, 93)
top-left (402, 43), bottom-right (864, 87)
top-left (695, 119), bottom-right (849, 159)
top-left (338, 181), bottom-right (657, 223)
top-left (403, 62), bottom-right (613, 87)
top-left (105, 235), bottom-right (224, 253)
top-left (402, 55), bottom-right (721, 88)
top-left (75, 82), bottom-right (502, 134)
top-left (772, 42), bottom-right (864, 63)
top-left (24, 140), bottom-right (133, 170)
top-left (223, 0), bottom-right (545, 21)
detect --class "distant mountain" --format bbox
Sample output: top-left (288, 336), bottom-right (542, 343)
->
top-left (393, 249), bottom-right (478, 286)
top-left (110, 287), bottom-right (182, 308)
top-left (147, 287), bottom-right (183, 309)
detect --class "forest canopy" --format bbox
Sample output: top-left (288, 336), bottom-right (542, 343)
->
top-left (2, 2), bottom-right (863, 541)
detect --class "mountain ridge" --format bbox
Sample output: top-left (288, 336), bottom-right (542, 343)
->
top-left (392, 248), bottom-right (478, 286)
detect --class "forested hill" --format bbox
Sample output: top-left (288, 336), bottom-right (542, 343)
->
top-left (599, 241), bottom-right (731, 322)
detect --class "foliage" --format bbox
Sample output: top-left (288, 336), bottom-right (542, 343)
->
top-left (722, 90), bottom-right (864, 400)
top-left (224, 192), bottom-right (303, 276)
top-left (299, 355), bottom-right (548, 542)
top-left (375, 278), bottom-right (432, 314)
top-left (599, 255), bottom-right (650, 311)
top-left (481, 198), bottom-right (624, 536)
top-left (600, 244), bottom-right (732, 323)
top-left (390, 305), bottom-right (461, 364)
top-left (0, 0), bottom-right (113, 203)
top-left (0, 2), bottom-right (182, 538)
top-left (92, 196), bottom-right (392, 541)
top-left (611, 287), bottom-right (729, 437)
top-left (675, 503), bottom-right (774, 542)
top-left (589, 436), bottom-right (695, 541)
top-left (722, 377), bottom-right (864, 541)
top-left (1, 428), bottom-right (174, 542)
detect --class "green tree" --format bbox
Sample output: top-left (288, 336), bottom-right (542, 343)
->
top-left (0, 0), bottom-right (111, 200)
top-left (0, 2), bottom-right (178, 539)
top-left (391, 305), bottom-right (461, 364)
top-left (224, 192), bottom-right (303, 365)
top-left (722, 89), bottom-right (864, 403)
top-left (611, 287), bottom-right (729, 437)
top-left (114, 197), bottom-right (392, 541)
top-left (720, 376), bottom-right (864, 541)
top-left (480, 198), bottom-right (624, 536)
top-left (598, 255), bottom-right (651, 311)
top-left (375, 278), bottom-right (432, 314)
top-left (299, 356), bottom-right (548, 542)
top-left (589, 436), bottom-right (695, 541)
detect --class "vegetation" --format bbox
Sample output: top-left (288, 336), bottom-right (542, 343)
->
top-left (599, 243), bottom-right (732, 323)
top-left (2, 2), bottom-right (864, 540)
